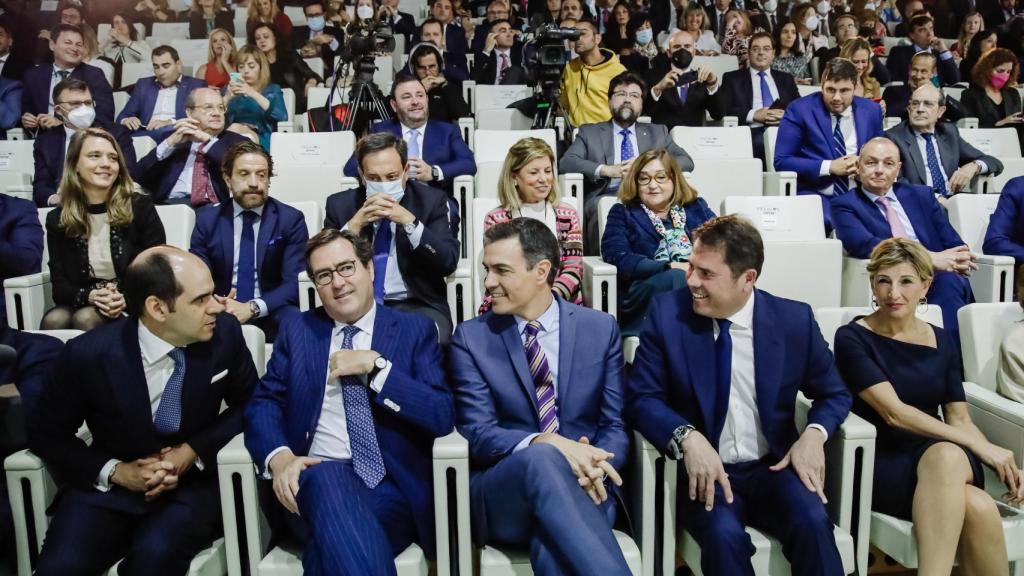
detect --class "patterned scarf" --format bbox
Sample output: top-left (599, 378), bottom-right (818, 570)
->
top-left (642, 203), bottom-right (692, 262)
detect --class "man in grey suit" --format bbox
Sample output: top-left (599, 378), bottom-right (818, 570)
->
top-left (560, 71), bottom-right (695, 253)
top-left (885, 84), bottom-right (1003, 202)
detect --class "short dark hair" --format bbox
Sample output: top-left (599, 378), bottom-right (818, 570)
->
top-left (356, 132), bottom-right (408, 171)
top-left (50, 23), bottom-right (83, 43)
top-left (152, 44), bottom-right (180, 62)
top-left (420, 18), bottom-right (443, 33)
top-left (305, 228), bottom-right (373, 277)
top-left (52, 78), bottom-right (90, 105)
top-left (909, 14), bottom-right (933, 32)
top-left (575, 18), bottom-right (598, 33)
top-left (390, 72), bottom-right (424, 99)
top-left (692, 215), bottom-right (764, 278)
top-left (222, 140), bottom-right (274, 177)
top-left (750, 30), bottom-right (775, 51)
top-left (821, 57), bottom-right (859, 85)
top-left (608, 71), bottom-right (647, 98)
top-left (483, 218), bottom-right (561, 286)
top-left (304, 0), bottom-right (326, 11)
top-left (123, 250), bottom-right (183, 317)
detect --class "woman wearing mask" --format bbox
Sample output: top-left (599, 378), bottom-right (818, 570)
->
top-left (721, 9), bottom-right (752, 67)
top-left (952, 11), bottom-right (984, 58)
top-left (247, 0), bottom-right (293, 41)
top-left (195, 28), bottom-right (238, 89)
top-left (189, 0), bottom-right (235, 39)
top-left (961, 48), bottom-right (1024, 152)
top-left (959, 28), bottom-right (997, 79)
top-left (621, 14), bottom-right (659, 72)
top-left (840, 37), bottom-right (883, 100)
top-left (348, 0), bottom-right (381, 35)
top-left (791, 2), bottom-right (828, 53)
top-left (681, 5), bottom-right (722, 55)
top-left (224, 46), bottom-right (289, 149)
top-left (772, 19), bottom-right (811, 83)
top-left (41, 128), bottom-right (165, 331)
top-left (602, 2), bottom-right (633, 54)
top-left (252, 23), bottom-right (322, 113)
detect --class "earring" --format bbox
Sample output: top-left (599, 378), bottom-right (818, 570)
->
top-left (870, 297), bottom-right (878, 311)
top-left (919, 296), bottom-right (928, 311)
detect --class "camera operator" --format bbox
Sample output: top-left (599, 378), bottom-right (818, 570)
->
top-left (559, 18), bottom-right (626, 126)
top-left (647, 29), bottom-right (724, 127)
top-left (473, 19), bottom-right (528, 84)
top-left (407, 42), bottom-right (471, 122)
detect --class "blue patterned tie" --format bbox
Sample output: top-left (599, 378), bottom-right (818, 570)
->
top-left (832, 114), bottom-right (849, 196)
top-left (371, 222), bottom-right (391, 305)
top-left (153, 348), bottom-right (186, 435)
top-left (921, 132), bottom-right (948, 197)
top-left (758, 71), bottom-right (774, 109)
top-left (338, 325), bottom-right (386, 488)
top-left (619, 128), bottom-right (634, 162)
top-left (712, 319), bottom-right (732, 448)
top-left (236, 211), bottom-right (258, 302)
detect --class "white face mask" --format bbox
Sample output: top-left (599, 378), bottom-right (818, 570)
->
top-left (357, 5), bottom-right (375, 19)
top-left (864, 2), bottom-right (876, 9)
top-left (804, 14), bottom-right (820, 29)
top-left (635, 28), bottom-right (653, 45)
top-left (366, 178), bottom-right (405, 201)
top-left (66, 105), bottom-right (95, 129)
top-left (761, 0), bottom-right (777, 11)
top-left (815, 0), bottom-right (829, 14)
top-left (307, 15), bottom-right (326, 30)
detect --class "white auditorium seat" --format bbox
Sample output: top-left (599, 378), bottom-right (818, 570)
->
top-left (156, 204), bottom-right (197, 250)
top-left (471, 128), bottom-right (584, 201)
top-left (113, 92), bottom-right (130, 119)
top-left (268, 131), bottom-right (359, 208)
top-left (96, 22), bottom-right (147, 42)
top-left (150, 22), bottom-right (193, 41)
top-left (120, 62), bottom-right (154, 88)
top-left (280, 87), bottom-right (296, 130)
top-left (170, 39), bottom-right (213, 70)
top-left (132, 135), bottom-right (157, 161)
top-left (468, 83), bottom-right (532, 116)
top-left (946, 193), bottom-right (1016, 303)
top-left (691, 54), bottom-right (740, 79)
top-left (982, 158), bottom-right (1024, 193)
top-left (960, 128), bottom-right (1022, 158)
top-left (5, 209), bottom-right (52, 331)
top-left (0, 139), bottom-right (36, 201)
top-left (283, 5), bottom-right (307, 25)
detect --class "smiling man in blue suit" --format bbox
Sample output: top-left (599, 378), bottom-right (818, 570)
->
top-left (449, 218), bottom-right (633, 575)
top-left (627, 215), bottom-right (852, 576)
top-left (244, 228), bottom-right (454, 576)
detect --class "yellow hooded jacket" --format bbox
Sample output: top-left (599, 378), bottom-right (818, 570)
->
top-left (559, 48), bottom-right (627, 127)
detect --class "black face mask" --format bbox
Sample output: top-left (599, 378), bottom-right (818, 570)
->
top-left (670, 47), bottom-right (693, 69)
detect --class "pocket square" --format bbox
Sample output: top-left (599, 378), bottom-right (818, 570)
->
top-left (267, 235), bottom-right (283, 247)
top-left (210, 369), bottom-right (229, 383)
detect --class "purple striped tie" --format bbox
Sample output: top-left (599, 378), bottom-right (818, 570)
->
top-left (525, 321), bottom-right (559, 434)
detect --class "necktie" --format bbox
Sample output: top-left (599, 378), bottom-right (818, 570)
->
top-left (190, 146), bottom-right (217, 207)
top-left (56, 69), bottom-right (70, 80)
top-left (678, 83), bottom-right (689, 103)
top-left (758, 70), bottom-right (774, 109)
top-left (832, 114), bottom-right (849, 195)
top-left (619, 128), bottom-right (635, 162)
top-left (600, 8), bottom-right (607, 33)
top-left (498, 52), bottom-right (510, 84)
top-left (718, 13), bottom-right (724, 36)
top-left (337, 325), bottom-right (386, 488)
top-left (371, 221), bottom-right (391, 304)
top-left (875, 196), bottom-right (909, 238)
top-left (921, 132), bottom-right (948, 197)
top-left (153, 348), bottom-right (186, 435)
top-left (524, 321), bottom-right (559, 434)
top-left (236, 211), bottom-right (258, 302)
top-left (712, 319), bottom-right (732, 448)
top-left (406, 128), bottom-right (421, 158)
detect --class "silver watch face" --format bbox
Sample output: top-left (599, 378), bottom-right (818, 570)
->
top-left (375, 356), bottom-right (388, 369)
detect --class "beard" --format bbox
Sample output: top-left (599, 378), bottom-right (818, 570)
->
top-left (614, 104), bottom-right (637, 123)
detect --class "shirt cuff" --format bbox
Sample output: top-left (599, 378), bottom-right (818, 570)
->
top-left (707, 83), bottom-right (719, 95)
top-left (746, 110), bottom-right (756, 123)
top-left (194, 455), bottom-right (205, 471)
top-left (368, 359), bottom-right (392, 393)
top-left (263, 446), bottom-right (291, 479)
top-left (513, 433), bottom-right (541, 453)
top-left (806, 423), bottom-right (828, 442)
top-left (975, 159), bottom-right (988, 174)
top-left (594, 165), bottom-right (604, 179)
top-left (433, 165), bottom-right (444, 182)
top-left (329, 38), bottom-right (340, 52)
top-left (651, 87), bottom-right (663, 101)
top-left (405, 220), bottom-right (424, 248)
top-left (819, 160), bottom-right (832, 177)
top-left (155, 139), bottom-right (174, 160)
top-left (939, 50), bottom-right (953, 61)
top-left (95, 458), bottom-right (120, 492)
top-left (253, 298), bottom-right (268, 318)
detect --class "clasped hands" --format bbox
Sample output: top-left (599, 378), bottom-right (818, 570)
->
top-left (349, 192), bottom-right (416, 234)
top-left (112, 443), bottom-right (198, 501)
top-left (88, 283), bottom-right (126, 319)
top-left (532, 433), bottom-right (623, 505)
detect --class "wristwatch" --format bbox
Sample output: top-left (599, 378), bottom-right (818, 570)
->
top-left (403, 218), bottom-right (419, 235)
top-left (368, 355), bottom-right (388, 383)
top-left (107, 462), bottom-right (119, 486)
top-left (248, 300), bottom-right (260, 319)
top-left (671, 424), bottom-right (697, 457)
top-left (431, 166), bottom-right (440, 181)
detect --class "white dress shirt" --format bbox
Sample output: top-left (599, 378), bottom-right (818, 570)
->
top-left (231, 200), bottom-right (267, 316)
top-left (151, 75), bottom-right (182, 122)
top-left (156, 136), bottom-right (220, 200)
top-left (399, 121), bottom-right (444, 180)
top-left (817, 104), bottom-right (858, 197)
top-left (0, 53), bottom-right (7, 78)
top-left (912, 129), bottom-right (988, 190)
top-left (747, 67), bottom-right (779, 126)
top-left (512, 297), bottom-right (561, 452)
top-left (861, 187), bottom-right (920, 241)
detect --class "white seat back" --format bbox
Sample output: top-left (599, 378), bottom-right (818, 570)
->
top-left (472, 129), bottom-right (558, 167)
top-left (170, 38), bottom-right (213, 70)
top-left (269, 131), bottom-right (358, 206)
top-left (281, 88), bottom-right (296, 122)
top-left (0, 140), bottom-right (36, 175)
top-left (155, 204), bottom-right (196, 249)
top-left (306, 86), bottom-right (346, 110)
top-left (597, 196), bottom-right (619, 253)
top-left (120, 63), bottom-right (154, 87)
top-left (764, 126), bottom-right (779, 172)
top-left (304, 57), bottom-right (324, 80)
top-left (797, 85), bottom-right (821, 97)
top-left (958, 302), bottom-right (1024, 389)
top-left (988, 159), bottom-right (1024, 193)
top-left (97, 23), bottom-right (146, 41)
top-left (685, 159), bottom-right (764, 214)
top-left (691, 55), bottom-right (740, 79)
top-left (283, 5), bottom-right (307, 25)
top-left (670, 126), bottom-right (753, 159)
top-left (113, 92), bottom-right (130, 119)
top-left (815, 306), bottom-right (944, 350)
top-left (240, 324), bottom-right (267, 377)
top-left (475, 107), bottom-right (534, 130)
top-left (282, 201), bottom-right (323, 237)
top-left (472, 162), bottom-right (505, 199)
top-left (132, 136), bottom-right (157, 161)
top-left (946, 193), bottom-right (1001, 252)
top-left (945, 86), bottom-right (965, 102)
top-left (722, 195), bottom-right (826, 241)
top-left (471, 84), bottom-right (532, 114)
top-left (960, 128), bottom-right (1022, 158)
top-left (152, 22), bottom-right (192, 41)
top-left (38, 208), bottom-right (52, 266)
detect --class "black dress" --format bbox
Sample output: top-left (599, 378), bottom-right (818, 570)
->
top-left (834, 319), bottom-right (984, 521)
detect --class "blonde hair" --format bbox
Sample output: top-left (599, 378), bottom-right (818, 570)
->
top-left (839, 37), bottom-right (881, 97)
top-left (618, 149), bottom-right (698, 208)
top-left (206, 28), bottom-right (238, 68)
top-left (58, 128), bottom-right (137, 239)
top-left (248, 0), bottom-right (281, 22)
top-left (498, 138), bottom-right (560, 210)
top-left (237, 45), bottom-right (270, 90)
top-left (866, 237), bottom-right (934, 283)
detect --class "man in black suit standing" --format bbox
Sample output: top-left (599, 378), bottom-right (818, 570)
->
top-left (646, 30), bottom-right (724, 128)
top-left (721, 32), bottom-right (799, 165)
top-left (324, 132), bottom-right (460, 342)
top-left (882, 52), bottom-right (965, 122)
top-left (28, 246), bottom-right (258, 576)
top-left (886, 15), bottom-right (959, 86)
top-left (471, 19), bottom-right (528, 84)
top-left (293, 0), bottom-right (346, 75)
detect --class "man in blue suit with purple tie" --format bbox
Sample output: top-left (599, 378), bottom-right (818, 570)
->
top-left (627, 215), bottom-right (852, 576)
top-left (116, 46), bottom-right (207, 137)
top-left (244, 228), bottom-right (454, 576)
top-left (774, 58), bottom-right (884, 230)
top-left (449, 218), bottom-right (633, 575)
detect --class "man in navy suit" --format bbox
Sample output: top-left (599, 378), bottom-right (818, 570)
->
top-left (117, 46), bottom-right (208, 137)
top-left (0, 194), bottom-right (43, 326)
top-left (627, 215), bottom-right (852, 576)
top-left (885, 15), bottom-right (959, 86)
top-left (983, 176), bottom-right (1024, 265)
top-left (774, 58), bottom-right (884, 230)
top-left (0, 77), bottom-right (20, 136)
top-left (133, 87), bottom-right (250, 207)
top-left (416, 21), bottom-right (471, 84)
top-left (470, 19), bottom-right (528, 85)
top-left (244, 228), bottom-right (454, 575)
top-left (292, 0), bottom-right (346, 75)
top-left (32, 79), bottom-right (137, 207)
top-left (328, 132), bottom-right (460, 342)
top-left (0, 19), bottom-right (31, 82)
top-left (28, 246), bottom-right (258, 576)
top-left (882, 52), bottom-right (964, 122)
top-left (449, 218), bottom-right (633, 574)
top-left (20, 24), bottom-right (114, 132)
top-left (832, 137), bottom-right (977, 341)
top-left (190, 141), bottom-right (307, 342)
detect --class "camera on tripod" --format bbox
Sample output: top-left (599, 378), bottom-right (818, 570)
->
top-left (527, 23), bottom-right (580, 85)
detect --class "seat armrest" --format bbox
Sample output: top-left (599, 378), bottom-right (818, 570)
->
top-left (559, 173), bottom-right (584, 201)
top-left (633, 432), bottom-right (677, 576)
top-left (458, 117), bottom-right (475, 148)
top-left (432, 431), bottom-right (472, 576)
top-left (447, 260), bottom-right (473, 326)
top-left (964, 381), bottom-right (1024, 461)
top-left (298, 271), bottom-right (318, 312)
top-left (976, 174), bottom-right (995, 194)
top-left (5, 449), bottom-right (58, 575)
top-left (582, 256), bottom-right (617, 318)
top-left (763, 172), bottom-right (797, 196)
top-left (4, 184), bottom-right (32, 202)
top-left (3, 272), bottom-right (49, 289)
top-left (957, 117), bottom-right (979, 130)
top-left (217, 433), bottom-right (269, 576)
top-left (339, 176), bottom-right (360, 191)
top-left (971, 255), bottom-right (1015, 303)
top-left (6, 128), bottom-right (25, 140)
top-left (721, 116), bottom-right (739, 127)
top-left (453, 175), bottom-right (474, 259)
top-left (5, 273), bottom-right (52, 331)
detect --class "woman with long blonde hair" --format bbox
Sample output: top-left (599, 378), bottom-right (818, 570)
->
top-left (195, 28), bottom-right (238, 89)
top-left (840, 37), bottom-right (882, 100)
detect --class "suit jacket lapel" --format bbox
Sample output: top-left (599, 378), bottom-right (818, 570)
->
top-left (751, 291), bottom-right (782, 427)
top-left (895, 184), bottom-right (931, 245)
top-left (256, 200), bottom-right (277, 271)
top-left (899, 125), bottom-right (928, 184)
top-left (178, 336), bottom-right (214, 433)
top-left (371, 306), bottom-right (399, 363)
top-left (680, 305), bottom-right (718, 434)
top-left (174, 80), bottom-right (189, 117)
top-left (217, 204), bottom-right (235, 290)
top-left (636, 124), bottom-right (651, 151)
top-left (112, 319), bottom-right (157, 431)
top-left (557, 299), bottom-right (576, 417)
top-left (496, 314), bottom-right (539, 418)
top-left (854, 188), bottom-right (891, 237)
top-left (937, 125), bottom-right (958, 176)
top-left (602, 123), bottom-right (615, 166)
top-left (305, 310), bottom-right (334, 442)
top-left (813, 98), bottom-right (835, 156)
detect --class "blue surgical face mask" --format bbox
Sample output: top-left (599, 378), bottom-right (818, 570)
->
top-left (930, 75), bottom-right (940, 87)
top-left (366, 178), bottom-right (405, 201)
top-left (635, 28), bottom-right (653, 45)
top-left (307, 15), bottom-right (326, 31)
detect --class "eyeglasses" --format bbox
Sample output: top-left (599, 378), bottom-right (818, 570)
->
top-left (190, 104), bottom-right (227, 113)
top-left (611, 91), bottom-right (644, 100)
top-left (908, 99), bottom-right (939, 109)
top-left (56, 99), bottom-right (94, 108)
top-left (637, 172), bottom-right (670, 185)
top-left (312, 262), bottom-right (358, 286)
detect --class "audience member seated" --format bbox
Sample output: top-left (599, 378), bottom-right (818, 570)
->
top-left (883, 52), bottom-right (965, 122)
top-left (984, 176), bottom-right (1024, 264)
top-left (469, 0), bottom-right (513, 56)
top-left (886, 84), bottom-right (1002, 199)
top-left (834, 237), bottom-right (1022, 575)
top-left (424, 0), bottom-right (471, 60)
top-left (601, 149), bottom-right (715, 335)
top-left (0, 19), bottom-right (29, 83)
top-left (831, 137), bottom-right (977, 341)
top-left (134, 87), bottom-right (249, 207)
top-left (480, 138), bottom-right (583, 313)
top-left (224, 45), bottom-right (288, 149)
top-left (243, 227), bottom-right (453, 573)
top-left (771, 20), bottom-right (811, 84)
top-left (958, 28), bottom-right (997, 80)
top-left (472, 19), bottom-right (528, 84)
top-left (252, 23), bottom-right (322, 114)
top-left (248, 0), bottom-right (294, 41)
top-left (951, 11), bottom-right (984, 58)
top-left (841, 37), bottom-right (882, 103)
top-left (195, 29), bottom-right (238, 90)
top-left (32, 2), bottom-right (98, 66)
top-left (791, 2), bottom-right (829, 53)
top-left (100, 14), bottom-right (151, 71)
top-left (380, 0), bottom-right (417, 49)
top-left (190, 0), bottom-right (236, 39)
top-left (601, 2), bottom-right (634, 54)
top-left (34, 79), bottom-right (137, 207)
top-left (189, 141), bottom-right (306, 342)
top-left (704, 0), bottom-right (732, 41)
top-left (724, 31), bottom-right (800, 164)
top-left (627, 214), bottom-right (852, 576)
top-left (560, 0), bottom-right (588, 21)
top-left (681, 5), bottom-right (722, 55)
top-left (21, 24), bottom-right (115, 131)
top-left (562, 71), bottom-right (694, 249)
top-left (28, 245), bottom-right (257, 576)
top-left (560, 19), bottom-right (627, 127)
top-left (133, 0), bottom-right (174, 35)
top-left (118, 46), bottom-right (208, 136)
top-left (325, 132), bottom-right (460, 342)
top-left (645, 30), bottom-right (724, 128)
top-left (0, 76), bottom-right (21, 135)
top-left (293, 0), bottom-right (346, 75)
top-left (984, 0), bottom-right (1019, 29)
top-left (41, 128), bottom-right (166, 332)
top-left (0, 194), bottom-right (43, 327)
top-left (407, 43), bottom-right (471, 122)
top-left (416, 19), bottom-right (471, 82)
top-left (719, 9), bottom-right (752, 67)
top-left (775, 58), bottom-right (884, 230)
top-left (960, 48), bottom-right (1024, 154)
top-left (892, 0), bottom-right (923, 35)
top-left (815, 13), bottom-right (891, 85)
top-left (449, 216), bottom-right (634, 573)
top-left (886, 15), bottom-right (959, 86)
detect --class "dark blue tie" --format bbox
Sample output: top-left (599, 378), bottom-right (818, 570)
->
top-left (236, 211), bottom-right (258, 302)
top-left (338, 325), bottom-right (386, 488)
top-left (619, 128), bottom-right (635, 162)
top-left (678, 83), bottom-right (689, 104)
top-left (153, 348), bottom-right (186, 435)
top-left (372, 221), bottom-right (392, 304)
top-left (712, 319), bottom-right (732, 448)
top-left (921, 132), bottom-right (948, 197)
top-left (758, 71), bottom-right (774, 109)
top-left (832, 114), bottom-right (849, 195)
